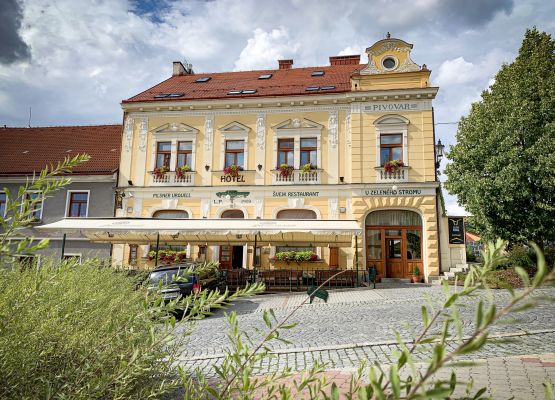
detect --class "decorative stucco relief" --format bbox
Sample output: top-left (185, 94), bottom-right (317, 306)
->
top-left (138, 117), bottom-right (148, 152)
top-left (256, 113), bottom-right (266, 150)
top-left (204, 114), bottom-right (214, 151)
top-left (328, 111), bottom-right (338, 148)
top-left (124, 117), bottom-right (134, 152)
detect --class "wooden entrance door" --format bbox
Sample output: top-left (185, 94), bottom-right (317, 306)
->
top-left (385, 237), bottom-right (404, 278)
top-left (219, 246), bottom-right (232, 269)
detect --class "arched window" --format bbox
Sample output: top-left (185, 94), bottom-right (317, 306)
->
top-left (365, 210), bottom-right (421, 226)
top-left (276, 209), bottom-right (317, 220)
top-left (152, 210), bottom-right (189, 219)
top-left (221, 209), bottom-right (244, 219)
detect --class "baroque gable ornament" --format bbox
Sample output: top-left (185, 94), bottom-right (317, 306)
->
top-left (256, 113), bottom-right (266, 150)
top-left (272, 118), bottom-right (324, 131)
top-left (328, 111), bottom-right (338, 148)
top-left (153, 122), bottom-right (199, 135)
top-left (124, 117), bottom-right (134, 152)
top-left (360, 37), bottom-right (421, 75)
top-left (138, 117), bottom-right (148, 152)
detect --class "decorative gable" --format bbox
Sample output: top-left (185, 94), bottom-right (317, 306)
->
top-left (272, 118), bottom-right (324, 132)
top-left (360, 35), bottom-right (421, 75)
top-left (219, 121), bottom-right (250, 136)
top-left (152, 122), bottom-right (199, 135)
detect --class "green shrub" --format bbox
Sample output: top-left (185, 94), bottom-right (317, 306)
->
top-left (505, 245), bottom-right (535, 270)
top-left (466, 246), bottom-right (477, 262)
top-left (0, 259), bottom-right (181, 399)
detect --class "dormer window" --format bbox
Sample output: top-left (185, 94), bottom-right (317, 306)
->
top-left (382, 57), bottom-right (397, 70)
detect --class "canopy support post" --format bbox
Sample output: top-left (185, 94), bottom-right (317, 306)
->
top-left (355, 235), bottom-right (359, 287)
top-left (252, 232), bottom-right (258, 284)
top-left (154, 233), bottom-right (160, 265)
top-left (60, 233), bottom-right (66, 260)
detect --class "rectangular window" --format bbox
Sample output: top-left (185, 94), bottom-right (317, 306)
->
top-left (366, 229), bottom-right (382, 259)
top-left (300, 138), bottom-right (317, 167)
top-left (23, 192), bottom-right (43, 221)
top-left (380, 134), bottom-right (403, 165)
top-left (128, 244), bottom-right (138, 265)
top-left (67, 191), bottom-right (89, 217)
top-left (156, 142), bottom-right (172, 168)
top-left (278, 138), bottom-right (294, 166)
top-left (0, 192), bottom-right (6, 217)
top-left (224, 140), bottom-right (244, 168)
top-left (406, 230), bottom-right (422, 260)
top-left (177, 141), bottom-right (192, 168)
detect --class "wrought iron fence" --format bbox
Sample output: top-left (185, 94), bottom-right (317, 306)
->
top-left (220, 266), bottom-right (371, 292)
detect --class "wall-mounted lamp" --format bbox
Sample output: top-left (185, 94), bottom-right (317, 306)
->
top-left (205, 165), bottom-right (210, 171)
top-left (107, 232), bottom-right (114, 238)
top-left (257, 164), bottom-right (263, 171)
top-left (115, 191), bottom-right (125, 209)
top-left (127, 180), bottom-right (133, 186)
top-left (435, 139), bottom-right (445, 170)
top-left (339, 176), bottom-right (344, 183)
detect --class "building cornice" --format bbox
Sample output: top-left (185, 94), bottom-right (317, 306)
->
top-left (0, 173), bottom-right (117, 184)
top-left (121, 87), bottom-right (439, 115)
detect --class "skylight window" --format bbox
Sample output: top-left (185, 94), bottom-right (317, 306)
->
top-left (305, 86), bottom-right (319, 91)
top-left (320, 86), bottom-right (336, 90)
top-left (195, 77), bottom-right (211, 83)
top-left (258, 74), bottom-right (273, 79)
top-left (227, 90), bottom-right (242, 95)
top-left (154, 92), bottom-right (184, 98)
top-left (311, 71), bottom-right (325, 76)
top-left (241, 89), bottom-right (257, 94)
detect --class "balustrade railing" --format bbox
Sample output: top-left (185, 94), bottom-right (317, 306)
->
top-left (375, 166), bottom-right (409, 183)
top-left (273, 169), bottom-right (321, 184)
top-left (150, 171), bottom-right (195, 185)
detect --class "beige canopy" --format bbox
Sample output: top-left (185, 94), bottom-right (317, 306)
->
top-left (37, 218), bottom-right (362, 247)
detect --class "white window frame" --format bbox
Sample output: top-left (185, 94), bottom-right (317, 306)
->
top-left (65, 190), bottom-right (90, 218)
top-left (21, 190), bottom-right (44, 222)
top-left (272, 119), bottom-right (323, 169)
top-left (150, 123), bottom-right (199, 172)
top-left (373, 115), bottom-right (409, 167)
top-left (219, 122), bottom-right (250, 170)
top-left (0, 191), bottom-right (6, 218)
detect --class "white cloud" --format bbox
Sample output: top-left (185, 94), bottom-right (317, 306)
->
top-left (338, 45), bottom-right (364, 56)
top-left (233, 28), bottom-right (299, 71)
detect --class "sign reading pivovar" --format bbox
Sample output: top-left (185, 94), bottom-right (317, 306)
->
top-left (448, 217), bottom-right (465, 245)
top-left (363, 100), bottom-right (431, 113)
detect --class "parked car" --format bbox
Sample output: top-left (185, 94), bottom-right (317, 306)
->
top-left (147, 262), bottom-right (222, 306)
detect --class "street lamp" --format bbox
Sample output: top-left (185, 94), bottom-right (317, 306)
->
top-left (435, 139), bottom-right (445, 169)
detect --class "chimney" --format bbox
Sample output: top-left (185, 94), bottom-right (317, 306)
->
top-left (173, 61), bottom-right (193, 76)
top-left (329, 55), bottom-right (361, 66)
top-left (278, 59), bottom-right (294, 70)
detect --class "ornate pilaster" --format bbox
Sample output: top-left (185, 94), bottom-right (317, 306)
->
top-left (328, 111), bottom-right (338, 148)
top-left (124, 116), bottom-right (134, 152)
top-left (138, 117), bottom-right (148, 152)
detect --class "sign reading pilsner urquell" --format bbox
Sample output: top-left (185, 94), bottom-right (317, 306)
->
top-left (448, 217), bottom-right (465, 245)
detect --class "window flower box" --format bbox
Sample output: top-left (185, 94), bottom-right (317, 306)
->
top-left (148, 250), bottom-right (187, 264)
top-left (300, 163), bottom-right (317, 173)
top-left (277, 164), bottom-right (294, 178)
top-left (153, 166), bottom-right (169, 179)
top-left (223, 165), bottom-right (243, 177)
top-left (175, 165), bottom-right (191, 178)
top-left (383, 159), bottom-right (404, 173)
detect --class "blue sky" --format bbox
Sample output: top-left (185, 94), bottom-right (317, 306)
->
top-left (1, 0), bottom-right (554, 214)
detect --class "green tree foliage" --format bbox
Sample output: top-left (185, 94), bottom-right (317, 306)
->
top-left (445, 28), bottom-right (555, 245)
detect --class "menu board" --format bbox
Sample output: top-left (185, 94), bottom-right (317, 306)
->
top-left (448, 217), bottom-right (465, 245)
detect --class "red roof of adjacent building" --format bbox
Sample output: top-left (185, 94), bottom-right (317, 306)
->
top-left (123, 63), bottom-right (365, 103)
top-left (0, 125), bottom-right (122, 176)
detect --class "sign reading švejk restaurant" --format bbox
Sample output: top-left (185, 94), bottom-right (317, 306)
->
top-left (448, 217), bottom-right (465, 245)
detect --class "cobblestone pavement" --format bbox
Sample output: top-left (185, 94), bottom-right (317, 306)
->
top-left (176, 282), bottom-right (555, 397)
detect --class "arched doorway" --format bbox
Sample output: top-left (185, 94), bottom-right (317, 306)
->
top-left (220, 209), bottom-right (245, 269)
top-left (365, 210), bottom-right (422, 279)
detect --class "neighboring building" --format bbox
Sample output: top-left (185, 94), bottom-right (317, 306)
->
top-left (0, 125), bottom-right (122, 264)
top-left (39, 35), bottom-right (465, 281)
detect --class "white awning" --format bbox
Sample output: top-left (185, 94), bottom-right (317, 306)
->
top-left (37, 218), bottom-right (362, 247)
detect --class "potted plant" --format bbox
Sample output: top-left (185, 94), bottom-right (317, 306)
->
top-left (148, 250), bottom-right (187, 264)
top-left (300, 163), bottom-right (316, 173)
top-left (175, 165), bottom-right (191, 178)
top-left (411, 264), bottom-right (421, 283)
top-left (384, 159), bottom-right (404, 173)
top-left (153, 165), bottom-right (169, 178)
top-left (277, 164), bottom-right (294, 177)
top-left (223, 165), bottom-right (243, 177)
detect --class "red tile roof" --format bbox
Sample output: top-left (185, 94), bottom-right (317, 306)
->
top-left (123, 63), bottom-right (365, 103)
top-left (0, 125), bottom-right (122, 176)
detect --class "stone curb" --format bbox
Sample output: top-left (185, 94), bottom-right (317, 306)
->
top-left (178, 328), bottom-right (555, 362)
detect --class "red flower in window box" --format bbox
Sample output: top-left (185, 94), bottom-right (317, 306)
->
top-left (384, 160), bottom-right (404, 173)
top-left (153, 166), bottom-right (169, 178)
top-left (277, 164), bottom-right (294, 177)
top-left (223, 165), bottom-right (243, 177)
top-left (175, 165), bottom-right (191, 178)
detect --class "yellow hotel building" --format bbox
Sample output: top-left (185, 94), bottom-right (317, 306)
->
top-left (107, 36), bottom-right (465, 282)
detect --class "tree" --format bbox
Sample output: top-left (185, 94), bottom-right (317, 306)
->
top-left (445, 28), bottom-right (555, 246)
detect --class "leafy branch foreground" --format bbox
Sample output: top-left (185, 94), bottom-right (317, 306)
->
top-left (185, 240), bottom-right (555, 400)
